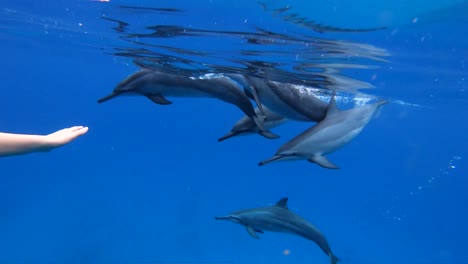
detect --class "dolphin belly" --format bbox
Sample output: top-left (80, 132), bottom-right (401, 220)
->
top-left (139, 83), bottom-right (212, 98)
top-left (247, 218), bottom-right (298, 234)
top-left (291, 125), bottom-right (365, 156)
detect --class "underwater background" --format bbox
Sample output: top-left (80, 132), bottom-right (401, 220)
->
top-left (0, 0), bottom-right (467, 263)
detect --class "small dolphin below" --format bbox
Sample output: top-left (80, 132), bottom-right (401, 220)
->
top-left (215, 197), bottom-right (340, 264)
top-left (259, 94), bottom-right (388, 168)
top-left (218, 105), bottom-right (287, 141)
top-left (98, 68), bottom-right (273, 136)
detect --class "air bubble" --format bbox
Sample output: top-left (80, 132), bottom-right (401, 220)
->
top-left (383, 155), bottom-right (461, 222)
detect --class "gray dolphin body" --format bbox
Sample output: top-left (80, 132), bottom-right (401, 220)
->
top-left (98, 69), bottom-right (268, 133)
top-left (236, 75), bottom-right (329, 122)
top-left (218, 105), bottom-right (288, 141)
top-left (215, 197), bottom-right (339, 264)
top-left (259, 95), bottom-right (388, 168)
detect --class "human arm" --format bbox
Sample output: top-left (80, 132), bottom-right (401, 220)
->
top-left (0, 126), bottom-right (88, 157)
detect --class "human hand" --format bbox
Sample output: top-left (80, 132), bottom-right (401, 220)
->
top-left (43, 126), bottom-right (89, 150)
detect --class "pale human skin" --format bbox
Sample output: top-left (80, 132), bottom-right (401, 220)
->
top-left (0, 126), bottom-right (89, 157)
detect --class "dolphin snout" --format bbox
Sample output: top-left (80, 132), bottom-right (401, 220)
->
top-left (214, 216), bottom-right (230, 220)
top-left (97, 92), bottom-right (123, 103)
top-left (218, 131), bottom-right (241, 142)
top-left (258, 155), bottom-right (284, 166)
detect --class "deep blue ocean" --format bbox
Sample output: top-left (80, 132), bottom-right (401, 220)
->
top-left (1, 0), bottom-right (467, 264)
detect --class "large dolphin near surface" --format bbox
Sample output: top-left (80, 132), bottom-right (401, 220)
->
top-left (215, 197), bottom-right (340, 264)
top-left (259, 94), bottom-right (388, 168)
top-left (218, 105), bottom-right (287, 141)
top-left (230, 74), bottom-right (330, 122)
top-left (98, 69), bottom-right (274, 136)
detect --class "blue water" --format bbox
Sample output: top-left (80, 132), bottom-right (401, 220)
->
top-left (1, 0), bottom-right (467, 264)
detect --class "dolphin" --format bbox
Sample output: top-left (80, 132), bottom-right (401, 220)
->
top-left (98, 69), bottom-right (271, 135)
top-left (259, 94), bottom-right (388, 168)
top-left (235, 75), bottom-right (330, 122)
top-left (218, 105), bottom-right (287, 141)
top-left (215, 197), bottom-right (340, 264)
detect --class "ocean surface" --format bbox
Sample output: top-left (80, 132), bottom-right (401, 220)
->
top-left (0, 0), bottom-right (467, 264)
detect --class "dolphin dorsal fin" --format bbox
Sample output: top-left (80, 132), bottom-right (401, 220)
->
top-left (275, 197), bottom-right (288, 208)
top-left (325, 91), bottom-right (340, 118)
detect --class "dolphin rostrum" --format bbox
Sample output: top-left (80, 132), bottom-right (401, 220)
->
top-left (215, 197), bottom-right (340, 264)
top-left (218, 105), bottom-right (287, 141)
top-left (98, 69), bottom-right (272, 135)
top-left (259, 94), bottom-right (388, 168)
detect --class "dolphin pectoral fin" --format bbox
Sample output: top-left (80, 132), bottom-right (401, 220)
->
top-left (258, 130), bottom-right (280, 139)
top-left (218, 128), bottom-right (278, 141)
top-left (218, 131), bottom-right (241, 142)
top-left (97, 92), bottom-right (122, 103)
top-left (254, 228), bottom-right (264, 233)
top-left (307, 156), bottom-right (340, 169)
top-left (258, 155), bottom-right (286, 166)
top-left (246, 226), bottom-right (260, 239)
top-left (146, 94), bottom-right (173, 105)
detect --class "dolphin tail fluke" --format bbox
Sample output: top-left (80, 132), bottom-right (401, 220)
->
top-left (330, 253), bottom-right (340, 264)
top-left (258, 155), bottom-right (285, 166)
top-left (253, 114), bottom-right (280, 141)
top-left (97, 92), bottom-right (122, 103)
top-left (253, 115), bottom-right (266, 131)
